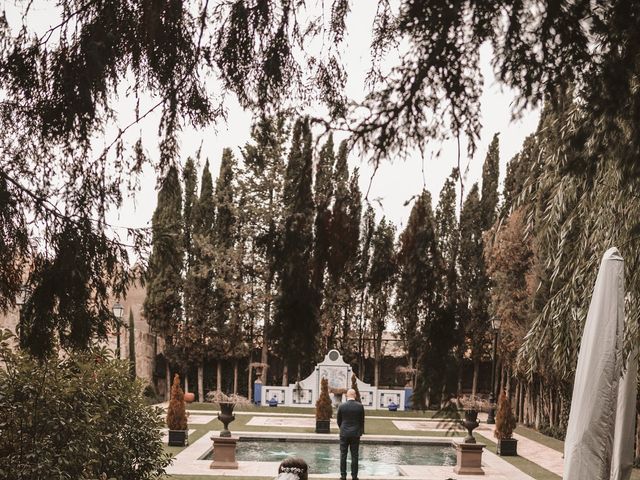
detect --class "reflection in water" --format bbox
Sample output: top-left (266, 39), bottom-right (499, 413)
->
top-left (207, 441), bottom-right (456, 476)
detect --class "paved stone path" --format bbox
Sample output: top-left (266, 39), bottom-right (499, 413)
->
top-left (477, 423), bottom-right (563, 477)
top-left (246, 416), bottom-right (338, 428)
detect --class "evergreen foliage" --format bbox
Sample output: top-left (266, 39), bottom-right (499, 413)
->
top-left (166, 374), bottom-right (188, 431)
top-left (480, 134), bottom-right (500, 230)
top-left (395, 191), bottom-right (440, 373)
top-left (143, 166), bottom-right (183, 350)
top-left (316, 377), bottom-right (333, 421)
top-left (368, 218), bottom-right (397, 387)
top-left (272, 118), bottom-right (319, 372)
top-left (129, 309), bottom-right (137, 379)
top-left (0, 330), bottom-right (170, 479)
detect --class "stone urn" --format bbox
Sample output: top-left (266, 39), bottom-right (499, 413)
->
top-left (218, 402), bottom-right (236, 437)
top-left (460, 410), bottom-right (480, 443)
top-left (184, 392), bottom-right (195, 403)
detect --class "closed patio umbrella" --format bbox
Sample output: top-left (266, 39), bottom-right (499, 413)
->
top-left (563, 247), bottom-right (625, 480)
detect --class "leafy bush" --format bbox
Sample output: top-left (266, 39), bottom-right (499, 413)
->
top-left (351, 374), bottom-right (361, 403)
top-left (166, 373), bottom-right (188, 430)
top-left (538, 422), bottom-right (566, 441)
top-left (0, 329), bottom-right (170, 480)
top-left (494, 391), bottom-right (516, 440)
top-left (315, 377), bottom-right (332, 420)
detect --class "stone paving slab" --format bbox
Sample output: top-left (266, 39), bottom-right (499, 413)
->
top-left (247, 416), bottom-right (339, 429)
top-left (392, 420), bottom-right (461, 432)
top-left (187, 414), bottom-right (217, 424)
top-left (477, 424), bottom-right (563, 477)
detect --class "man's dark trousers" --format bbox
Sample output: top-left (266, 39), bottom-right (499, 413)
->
top-left (339, 435), bottom-right (360, 480)
top-left (337, 399), bottom-right (365, 480)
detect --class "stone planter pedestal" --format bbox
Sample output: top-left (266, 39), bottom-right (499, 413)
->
top-left (210, 436), bottom-right (239, 469)
top-left (453, 441), bottom-right (485, 475)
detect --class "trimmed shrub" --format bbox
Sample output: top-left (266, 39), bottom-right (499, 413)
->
top-left (494, 390), bottom-right (517, 440)
top-left (166, 373), bottom-right (188, 430)
top-left (351, 373), bottom-right (361, 403)
top-left (0, 329), bottom-right (170, 480)
top-left (315, 377), bottom-right (333, 420)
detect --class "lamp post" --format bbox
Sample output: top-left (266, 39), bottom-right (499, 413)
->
top-left (486, 316), bottom-right (502, 425)
top-left (15, 285), bottom-right (30, 343)
top-left (112, 302), bottom-right (124, 359)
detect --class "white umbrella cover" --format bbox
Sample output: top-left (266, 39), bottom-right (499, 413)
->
top-left (563, 247), bottom-right (625, 480)
top-left (610, 344), bottom-right (638, 480)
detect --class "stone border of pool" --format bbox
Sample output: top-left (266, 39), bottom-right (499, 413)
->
top-left (165, 431), bottom-right (535, 480)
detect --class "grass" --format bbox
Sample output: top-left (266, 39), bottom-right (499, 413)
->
top-left (514, 425), bottom-right (564, 453)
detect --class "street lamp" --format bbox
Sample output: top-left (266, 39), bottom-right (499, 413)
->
top-left (112, 302), bottom-right (124, 359)
top-left (15, 285), bottom-right (30, 343)
top-left (486, 317), bottom-right (502, 425)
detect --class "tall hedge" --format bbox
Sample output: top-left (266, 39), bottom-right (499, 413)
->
top-left (0, 330), bottom-right (170, 480)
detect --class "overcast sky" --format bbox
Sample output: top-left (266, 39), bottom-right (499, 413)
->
top-left (7, 0), bottom-right (540, 237)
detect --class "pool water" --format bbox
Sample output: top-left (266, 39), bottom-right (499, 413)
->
top-left (204, 440), bottom-right (456, 476)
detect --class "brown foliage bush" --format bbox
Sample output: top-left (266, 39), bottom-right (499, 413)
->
top-left (166, 374), bottom-right (188, 430)
top-left (315, 377), bottom-right (333, 420)
top-left (494, 390), bottom-right (517, 440)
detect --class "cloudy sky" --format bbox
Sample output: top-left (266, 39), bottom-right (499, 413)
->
top-left (7, 1), bottom-right (540, 236)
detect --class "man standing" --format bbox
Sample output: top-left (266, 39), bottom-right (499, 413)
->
top-left (337, 388), bottom-right (365, 480)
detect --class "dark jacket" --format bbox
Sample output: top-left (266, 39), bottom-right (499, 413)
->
top-left (337, 399), bottom-right (365, 437)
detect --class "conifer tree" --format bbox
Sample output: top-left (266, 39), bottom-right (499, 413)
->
top-left (312, 134), bottom-right (335, 345)
top-left (355, 205), bottom-right (376, 376)
top-left (144, 165), bottom-right (183, 398)
top-left (480, 134), bottom-right (500, 230)
top-left (211, 148), bottom-right (239, 391)
top-left (183, 157), bottom-right (198, 269)
top-left (324, 143), bottom-right (361, 357)
top-left (184, 159), bottom-right (215, 401)
top-left (240, 115), bottom-right (288, 383)
top-left (458, 184), bottom-right (489, 395)
top-left (434, 169), bottom-right (462, 394)
top-left (272, 118), bottom-right (318, 379)
top-left (395, 191), bottom-right (441, 378)
top-left (128, 309), bottom-right (137, 379)
top-left (368, 218), bottom-right (396, 387)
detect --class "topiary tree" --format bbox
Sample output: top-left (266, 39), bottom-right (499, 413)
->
top-left (128, 309), bottom-right (136, 379)
top-left (351, 373), bottom-right (361, 403)
top-left (316, 377), bottom-right (333, 421)
top-left (494, 391), bottom-right (517, 440)
top-left (166, 374), bottom-right (188, 431)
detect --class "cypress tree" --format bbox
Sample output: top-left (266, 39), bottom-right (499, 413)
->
top-left (312, 134), bottom-right (335, 342)
top-left (184, 159), bottom-right (215, 401)
top-left (436, 169), bottom-right (464, 394)
top-left (458, 184), bottom-right (489, 396)
top-left (183, 157), bottom-right (198, 269)
top-left (211, 148), bottom-right (239, 391)
top-left (480, 133), bottom-right (500, 230)
top-left (395, 190), bottom-right (440, 383)
top-left (128, 309), bottom-right (136, 379)
top-left (368, 218), bottom-right (396, 387)
top-left (143, 165), bottom-right (183, 398)
top-left (272, 118), bottom-right (318, 378)
top-left (240, 115), bottom-right (288, 383)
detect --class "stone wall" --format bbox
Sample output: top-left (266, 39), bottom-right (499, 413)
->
top-left (0, 281), bottom-right (160, 386)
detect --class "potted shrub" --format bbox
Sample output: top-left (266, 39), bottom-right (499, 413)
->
top-left (166, 373), bottom-right (189, 446)
top-left (315, 377), bottom-right (332, 433)
top-left (495, 391), bottom-right (518, 455)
